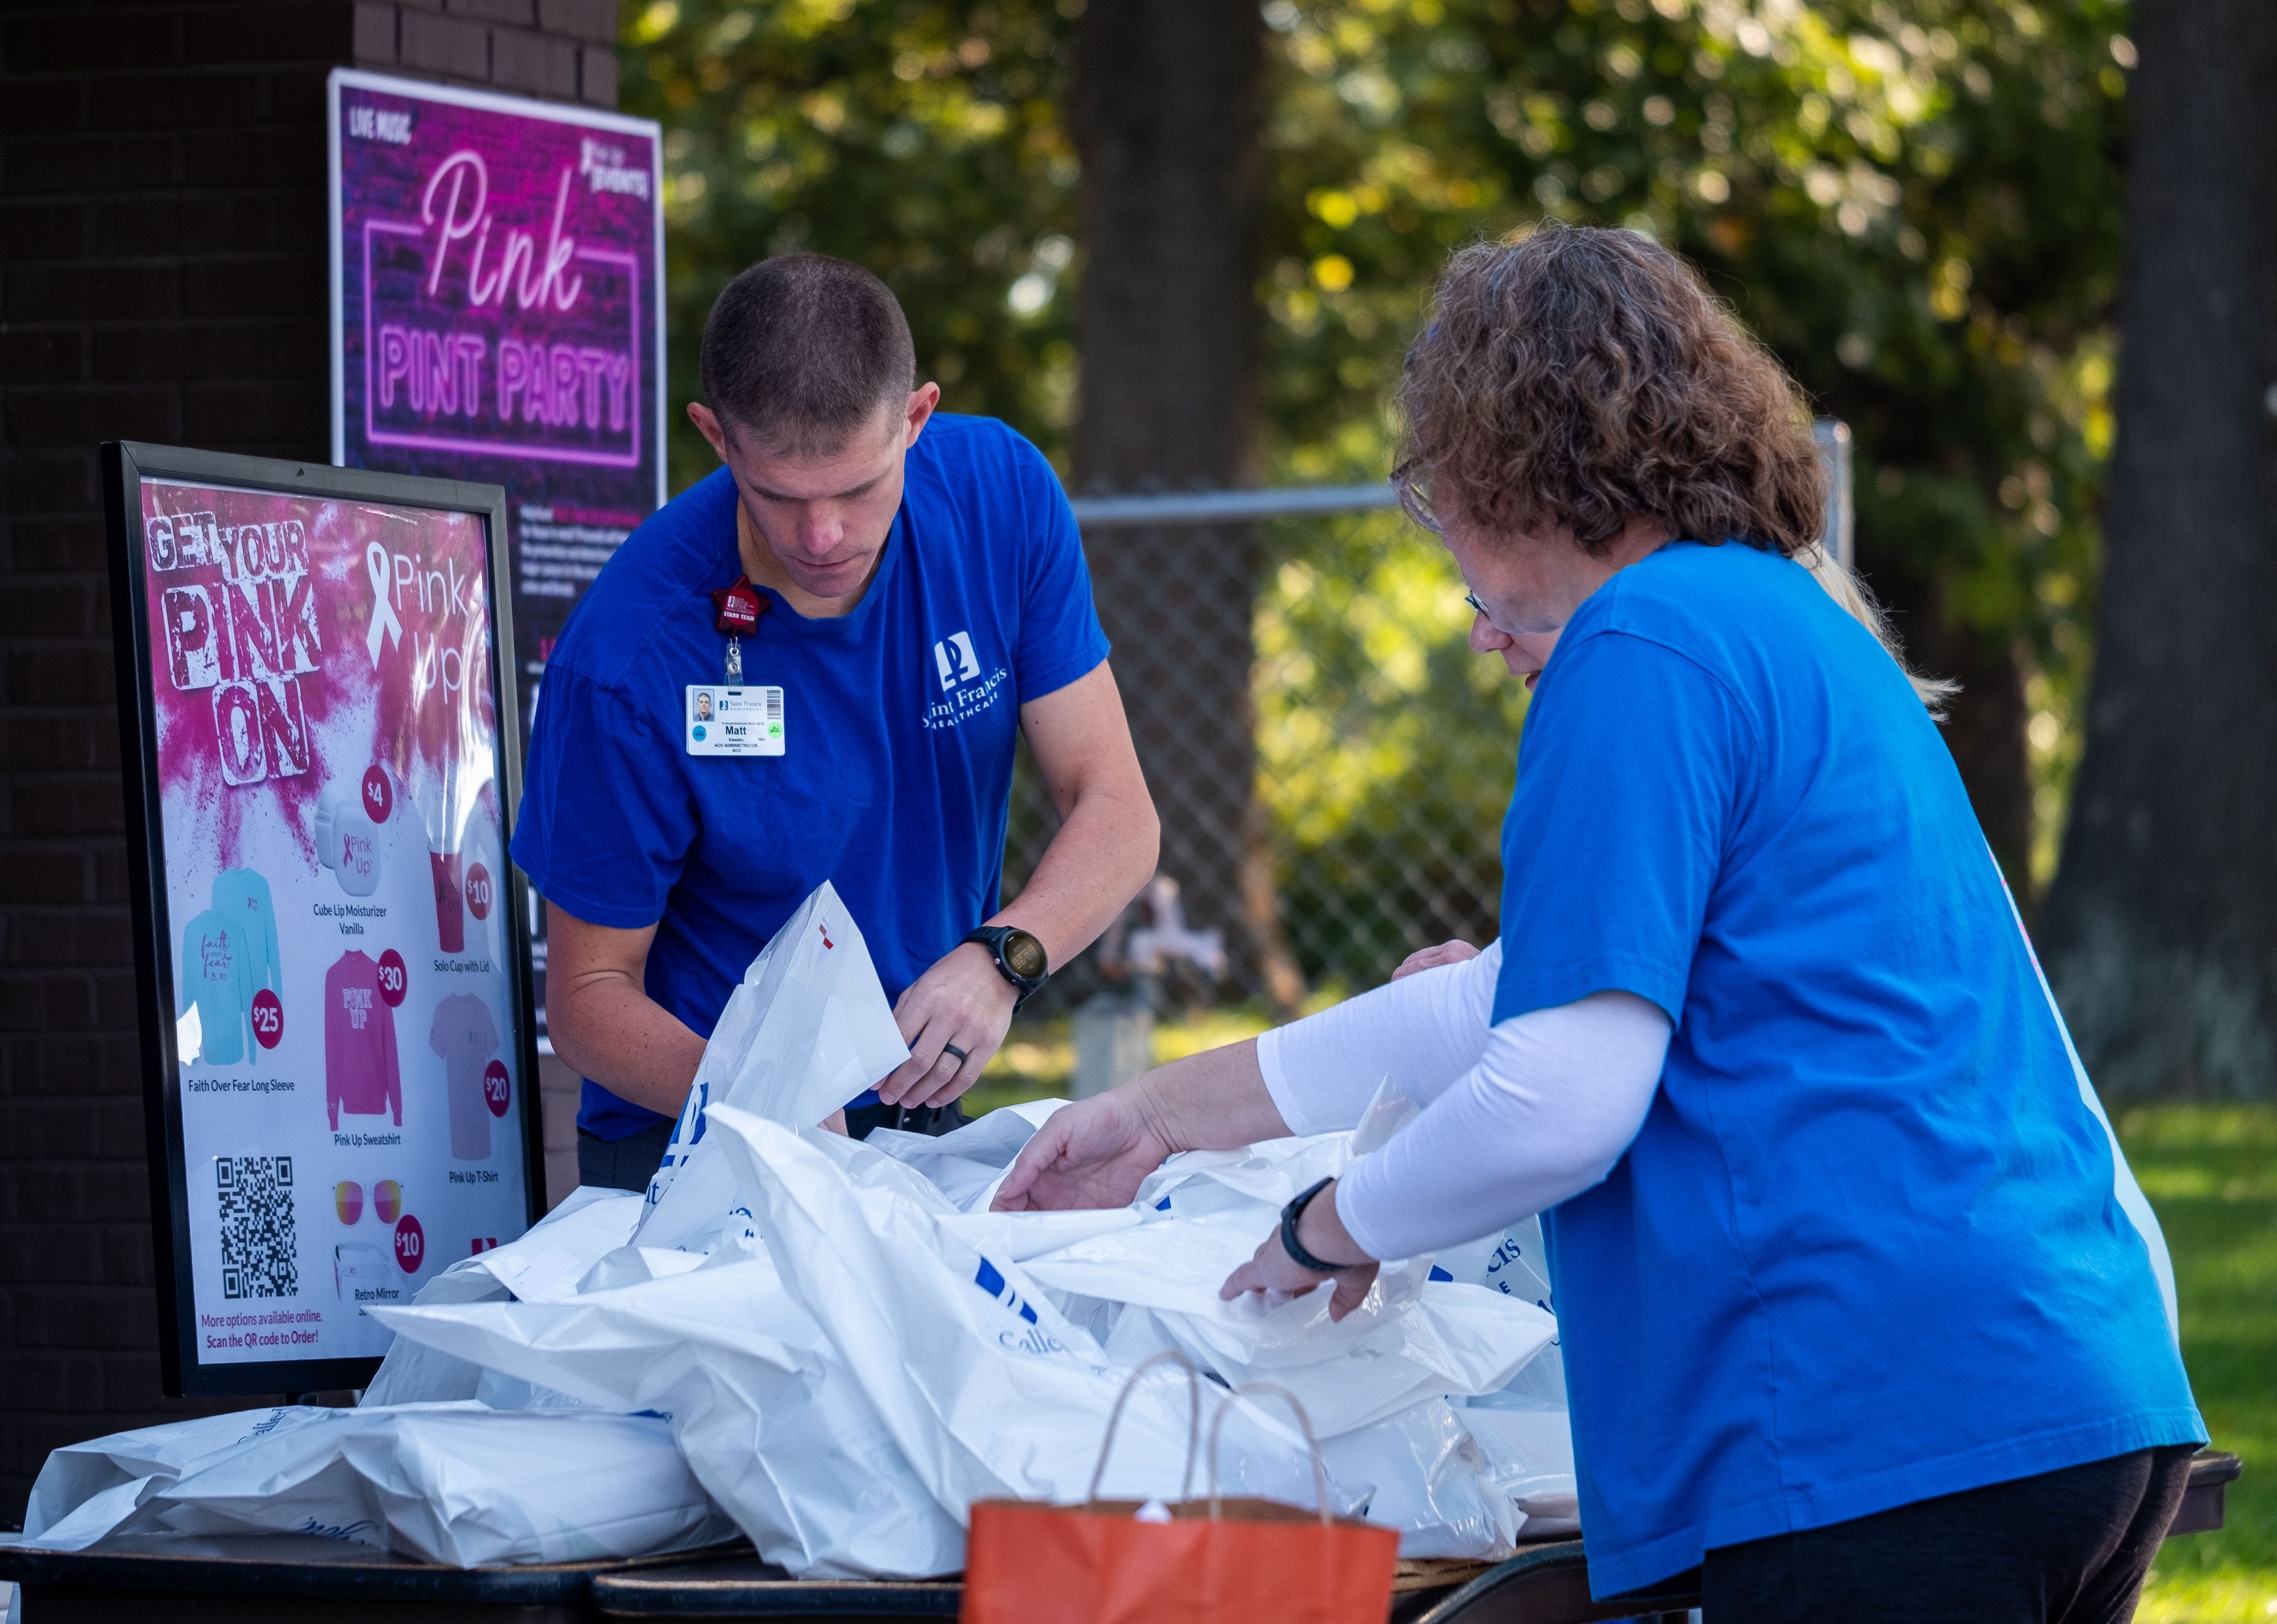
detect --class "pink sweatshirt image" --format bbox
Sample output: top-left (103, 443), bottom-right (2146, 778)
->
top-left (324, 950), bottom-right (401, 1131)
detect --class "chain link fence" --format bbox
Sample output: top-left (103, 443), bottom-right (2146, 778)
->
top-left (1006, 423), bottom-right (1851, 1018)
top-left (1006, 494), bottom-right (1523, 1016)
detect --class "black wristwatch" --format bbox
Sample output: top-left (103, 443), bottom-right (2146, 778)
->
top-left (964, 925), bottom-right (1050, 1007)
top-left (1279, 1176), bottom-right (1344, 1275)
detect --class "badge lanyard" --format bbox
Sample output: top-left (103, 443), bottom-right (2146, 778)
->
top-left (712, 575), bottom-right (764, 681)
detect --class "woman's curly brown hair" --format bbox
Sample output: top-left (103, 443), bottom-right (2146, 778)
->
top-left (1395, 223), bottom-right (1826, 553)
top-left (1396, 222), bottom-right (1950, 707)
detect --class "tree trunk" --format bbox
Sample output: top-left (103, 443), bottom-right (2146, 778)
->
top-left (1069, 0), bottom-right (1304, 1011)
top-left (2040, 0), bottom-right (2277, 1097)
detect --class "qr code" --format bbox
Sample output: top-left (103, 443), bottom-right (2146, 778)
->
top-left (216, 1156), bottom-right (298, 1300)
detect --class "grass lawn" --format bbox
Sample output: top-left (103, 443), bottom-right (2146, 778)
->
top-left (971, 1017), bottom-right (2274, 1619)
top-left (2123, 1105), bottom-right (2277, 1623)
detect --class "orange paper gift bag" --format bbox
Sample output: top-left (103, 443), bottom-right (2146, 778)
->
top-left (963, 1355), bottom-right (1399, 1624)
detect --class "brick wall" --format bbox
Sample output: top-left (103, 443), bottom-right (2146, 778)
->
top-left (353, 0), bottom-right (618, 107)
top-left (0, 0), bottom-right (617, 1528)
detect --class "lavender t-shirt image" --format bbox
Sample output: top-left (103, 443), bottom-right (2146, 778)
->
top-left (325, 950), bottom-right (401, 1130)
top-left (430, 993), bottom-right (499, 1161)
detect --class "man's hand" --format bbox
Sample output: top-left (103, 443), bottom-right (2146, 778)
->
top-left (1218, 1180), bottom-right (1380, 1322)
top-left (1391, 939), bottom-right (1481, 981)
top-left (876, 943), bottom-right (1018, 1108)
top-left (991, 1090), bottom-right (1172, 1211)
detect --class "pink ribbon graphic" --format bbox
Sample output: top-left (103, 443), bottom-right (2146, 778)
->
top-left (366, 541), bottom-right (403, 666)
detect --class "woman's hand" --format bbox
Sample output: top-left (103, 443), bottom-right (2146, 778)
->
top-left (1219, 1179), bottom-right (1380, 1322)
top-left (1391, 939), bottom-right (1481, 981)
top-left (991, 1089), bottom-right (1173, 1211)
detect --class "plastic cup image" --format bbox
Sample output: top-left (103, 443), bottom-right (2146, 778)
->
top-left (334, 1180), bottom-right (364, 1224)
top-left (431, 847), bottom-right (464, 953)
top-left (372, 1179), bottom-right (403, 1224)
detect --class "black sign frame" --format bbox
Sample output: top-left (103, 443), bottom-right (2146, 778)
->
top-left (103, 441), bottom-right (543, 1397)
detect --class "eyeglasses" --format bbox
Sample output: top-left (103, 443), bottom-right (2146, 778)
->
top-left (1388, 459), bottom-right (1442, 536)
top-left (1464, 591), bottom-right (1490, 618)
top-left (334, 1179), bottom-right (403, 1225)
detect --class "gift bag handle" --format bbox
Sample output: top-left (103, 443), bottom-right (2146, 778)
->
top-left (1207, 1381), bottom-right (1334, 1526)
top-left (1086, 1349), bottom-right (1204, 1504)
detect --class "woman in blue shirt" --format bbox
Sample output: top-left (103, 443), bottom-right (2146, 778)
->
top-left (997, 225), bottom-right (2203, 1622)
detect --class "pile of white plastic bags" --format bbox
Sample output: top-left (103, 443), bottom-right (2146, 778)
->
top-left (21, 883), bottom-right (1578, 1575)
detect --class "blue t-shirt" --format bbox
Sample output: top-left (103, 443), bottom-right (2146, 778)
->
top-left (1493, 541), bottom-right (2202, 1597)
top-left (512, 414), bottom-right (1109, 1138)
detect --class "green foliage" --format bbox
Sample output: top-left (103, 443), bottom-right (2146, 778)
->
top-left (1255, 508), bottom-right (1528, 982)
top-left (1258, 0), bottom-right (2131, 892)
top-left (623, 0), bottom-right (2134, 955)
top-left (620, 0), bottom-right (1083, 492)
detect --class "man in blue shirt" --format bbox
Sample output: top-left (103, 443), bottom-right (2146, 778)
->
top-left (513, 254), bottom-right (1159, 1189)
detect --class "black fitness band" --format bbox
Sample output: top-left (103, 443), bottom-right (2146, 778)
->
top-left (1278, 1176), bottom-right (1344, 1275)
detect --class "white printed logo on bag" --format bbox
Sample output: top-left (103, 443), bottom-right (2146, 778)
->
top-left (975, 1255), bottom-right (1066, 1355)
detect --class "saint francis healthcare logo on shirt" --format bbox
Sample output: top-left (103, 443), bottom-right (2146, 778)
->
top-left (924, 628), bottom-right (1010, 732)
top-left (933, 631), bottom-right (979, 690)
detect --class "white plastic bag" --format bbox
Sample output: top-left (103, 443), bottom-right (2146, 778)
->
top-left (372, 1251), bottom-right (967, 1578)
top-left (864, 1096), bottom-right (1067, 1211)
top-left (1013, 1160), bottom-right (1558, 1436)
top-left (636, 882), bottom-right (909, 1255)
top-left (360, 1186), bottom-right (642, 1408)
top-left (22, 1403), bottom-right (732, 1566)
top-left (1426, 1217), bottom-right (1567, 1405)
top-left (1321, 1399), bottom-right (1520, 1559)
top-left (1458, 1402), bottom-right (1580, 1532)
top-left (709, 1107), bottom-right (1329, 1513)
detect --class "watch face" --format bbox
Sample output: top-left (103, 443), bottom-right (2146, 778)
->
top-left (1003, 929), bottom-right (1047, 980)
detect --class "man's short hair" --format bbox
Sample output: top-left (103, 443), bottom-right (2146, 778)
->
top-left (700, 253), bottom-right (917, 456)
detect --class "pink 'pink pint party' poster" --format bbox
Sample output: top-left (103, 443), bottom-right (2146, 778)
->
top-left (141, 475), bottom-right (527, 1364)
top-left (329, 69), bottom-right (663, 751)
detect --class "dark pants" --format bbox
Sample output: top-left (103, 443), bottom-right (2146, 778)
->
top-left (1694, 1444), bottom-right (2196, 1623)
top-left (841, 1097), bottom-right (969, 1141)
top-left (576, 1100), bottom-right (971, 1193)
top-left (576, 1118), bottom-right (676, 1193)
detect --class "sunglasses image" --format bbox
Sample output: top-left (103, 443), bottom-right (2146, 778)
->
top-left (334, 1179), bottom-right (404, 1224)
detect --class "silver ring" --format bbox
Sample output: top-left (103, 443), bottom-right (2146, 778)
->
top-left (941, 1044), bottom-right (969, 1065)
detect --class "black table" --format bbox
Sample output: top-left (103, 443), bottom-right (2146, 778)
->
top-left (2, 1450), bottom-right (2238, 1624)
top-left (586, 1451), bottom-right (2241, 1624)
top-left (0, 1532), bottom-right (751, 1623)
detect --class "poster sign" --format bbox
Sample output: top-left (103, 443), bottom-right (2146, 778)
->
top-left (328, 68), bottom-right (665, 1026)
top-left (104, 441), bottom-right (539, 1397)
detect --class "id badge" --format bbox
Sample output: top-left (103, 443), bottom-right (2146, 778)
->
top-left (685, 685), bottom-right (784, 756)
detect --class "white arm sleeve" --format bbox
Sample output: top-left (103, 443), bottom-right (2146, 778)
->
top-left (1255, 942), bottom-right (1503, 1135)
top-left (1337, 990), bottom-right (1672, 1263)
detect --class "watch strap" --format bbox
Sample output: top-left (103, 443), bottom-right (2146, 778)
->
top-left (963, 926), bottom-right (1047, 1006)
top-left (1278, 1176), bottom-right (1342, 1275)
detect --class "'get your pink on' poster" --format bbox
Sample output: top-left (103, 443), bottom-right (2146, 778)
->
top-left (143, 477), bottom-right (525, 1364)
